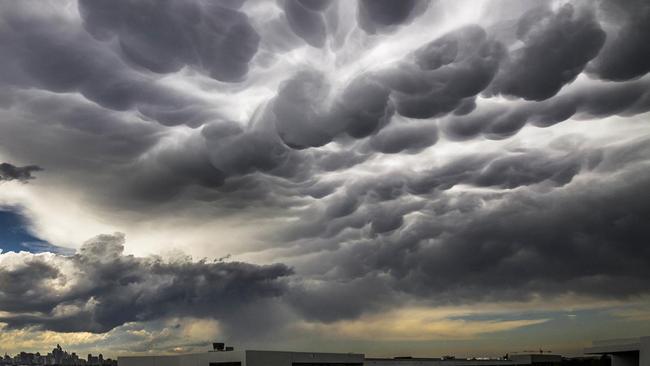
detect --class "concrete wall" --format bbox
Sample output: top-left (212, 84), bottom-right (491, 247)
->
top-left (640, 337), bottom-right (649, 366)
top-left (179, 351), bottom-right (245, 366)
top-left (245, 351), bottom-right (363, 366)
top-left (610, 353), bottom-right (638, 366)
top-left (365, 358), bottom-right (524, 366)
top-left (118, 355), bottom-right (179, 366)
top-left (509, 354), bottom-right (562, 365)
top-left (584, 335), bottom-right (650, 366)
top-left (119, 350), bottom-right (364, 366)
top-left (119, 351), bottom-right (245, 366)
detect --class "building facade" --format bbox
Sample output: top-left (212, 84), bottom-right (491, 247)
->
top-left (366, 354), bottom-right (562, 366)
top-left (118, 350), bottom-right (364, 366)
top-left (119, 351), bottom-right (565, 366)
top-left (584, 336), bottom-right (650, 366)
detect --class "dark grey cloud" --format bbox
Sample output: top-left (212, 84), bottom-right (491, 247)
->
top-left (4, 0), bottom-right (645, 217)
top-left (0, 91), bottom-right (188, 207)
top-left (287, 275), bottom-right (395, 322)
top-left (487, 4), bottom-right (606, 101)
top-left (0, 163), bottom-right (41, 183)
top-left (589, 0), bottom-right (650, 81)
top-left (78, 0), bottom-right (259, 82)
top-left (0, 261), bottom-right (59, 311)
top-left (0, 1), bottom-right (216, 127)
top-left (282, 144), bottom-right (589, 246)
top-left (264, 3), bottom-right (646, 160)
top-left (366, 119), bottom-right (438, 154)
top-left (272, 70), bottom-right (338, 148)
top-left (0, 89), bottom-right (316, 215)
top-left (280, 138), bottom-right (650, 320)
top-left (357, 0), bottom-right (429, 34)
top-left (381, 25), bottom-right (504, 119)
top-left (0, 233), bottom-right (292, 333)
top-left (387, 169), bottom-right (649, 302)
top-left (281, 0), bottom-right (334, 48)
top-left (312, 149), bottom-right (369, 173)
top-left (1, 0), bottom-right (650, 340)
top-left (203, 116), bottom-right (308, 182)
top-left (269, 25), bottom-right (501, 150)
top-left (271, 70), bottom-right (393, 149)
top-left (444, 77), bottom-right (650, 141)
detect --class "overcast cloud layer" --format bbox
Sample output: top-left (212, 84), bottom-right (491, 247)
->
top-left (1, 0), bottom-right (650, 357)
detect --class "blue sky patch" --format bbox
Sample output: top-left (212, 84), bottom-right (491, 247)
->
top-left (0, 208), bottom-right (73, 254)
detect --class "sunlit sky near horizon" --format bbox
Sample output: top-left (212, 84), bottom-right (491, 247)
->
top-left (1, 0), bottom-right (650, 359)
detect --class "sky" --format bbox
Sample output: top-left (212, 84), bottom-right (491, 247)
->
top-left (1, 0), bottom-right (650, 359)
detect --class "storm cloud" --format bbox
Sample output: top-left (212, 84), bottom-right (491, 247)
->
top-left (357, 0), bottom-right (429, 34)
top-left (589, 0), bottom-right (650, 81)
top-left (1, 0), bottom-right (650, 352)
top-left (487, 3), bottom-right (606, 100)
top-left (282, 137), bottom-right (650, 320)
top-left (78, 0), bottom-right (259, 81)
top-left (0, 233), bottom-right (292, 333)
top-left (0, 163), bottom-right (41, 183)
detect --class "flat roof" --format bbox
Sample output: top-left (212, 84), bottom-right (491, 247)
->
top-left (364, 358), bottom-right (518, 366)
top-left (117, 350), bottom-right (364, 360)
top-left (584, 337), bottom-right (643, 354)
top-left (365, 358), bottom-right (508, 361)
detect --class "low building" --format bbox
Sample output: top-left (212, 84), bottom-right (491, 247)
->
top-left (118, 349), bottom-right (364, 366)
top-left (584, 336), bottom-right (650, 366)
top-left (366, 354), bottom-right (561, 366)
top-left (508, 354), bottom-right (562, 366)
top-left (366, 357), bottom-right (515, 366)
top-left (120, 349), bottom-right (568, 366)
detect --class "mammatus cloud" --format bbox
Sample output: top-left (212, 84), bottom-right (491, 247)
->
top-left (589, 0), bottom-right (650, 81)
top-left (0, 0), bottom-right (650, 354)
top-left (281, 136), bottom-right (650, 320)
top-left (382, 24), bottom-right (503, 119)
top-left (78, 0), bottom-right (260, 82)
top-left (357, 0), bottom-right (429, 34)
top-left (487, 4), bottom-right (606, 101)
top-left (0, 163), bottom-right (41, 183)
top-left (281, 0), bottom-right (333, 48)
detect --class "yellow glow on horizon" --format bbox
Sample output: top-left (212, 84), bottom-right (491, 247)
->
top-left (295, 306), bottom-right (549, 341)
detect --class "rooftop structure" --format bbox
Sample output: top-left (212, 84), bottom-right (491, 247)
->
top-left (119, 349), bottom-right (564, 366)
top-left (584, 336), bottom-right (650, 366)
top-left (366, 353), bottom-right (562, 366)
top-left (118, 349), bottom-right (364, 366)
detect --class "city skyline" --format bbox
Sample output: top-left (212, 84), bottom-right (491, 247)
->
top-left (1, 344), bottom-right (116, 366)
top-left (1, 0), bottom-right (650, 358)
top-left (0, 341), bottom-right (611, 364)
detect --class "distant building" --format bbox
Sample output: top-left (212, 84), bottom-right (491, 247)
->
top-left (0, 342), bottom-right (617, 366)
top-left (0, 345), bottom-right (115, 366)
top-left (584, 336), bottom-right (650, 366)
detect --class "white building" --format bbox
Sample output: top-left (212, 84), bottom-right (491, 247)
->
top-left (366, 354), bottom-right (561, 366)
top-left (584, 336), bottom-right (650, 366)
top-left (119, 350), bottom-right (561, 366)
top-left (118, 350), bottom-right (364, 366)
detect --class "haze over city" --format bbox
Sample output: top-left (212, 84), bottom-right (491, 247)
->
top-left (1, 0), bottom-right (649, 360)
